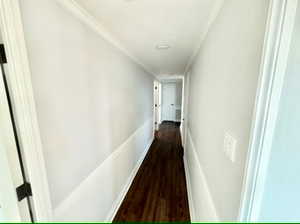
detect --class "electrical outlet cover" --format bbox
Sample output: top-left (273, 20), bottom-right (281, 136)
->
top-left (224, 133), bottom-right (237, 162)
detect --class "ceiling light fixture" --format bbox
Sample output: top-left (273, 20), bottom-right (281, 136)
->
top-left (156, 44), bottom-right (171, 50)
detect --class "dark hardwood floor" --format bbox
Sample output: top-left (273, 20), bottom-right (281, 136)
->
top-left (113, 121), bottom-right (190, 222)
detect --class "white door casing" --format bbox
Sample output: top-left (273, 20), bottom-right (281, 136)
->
top-left (158, 83), bottom-right (162, 124)
top-left (153, 80), bottom-right (161, 131)
top-left (0, 0), bottom-right (52, 221)
top-left (182, 74), bottom-right (190, 148)
top-left (238, 0), bottom-right (298, 221)
top-left (0, 64), bottom-right (31, 221)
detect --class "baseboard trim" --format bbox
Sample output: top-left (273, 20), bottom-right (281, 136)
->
top-left (53, 118), bottom-right (153, 221)
top-left (185, 128), bottom-right (220, 221)
top-left (105, 137), bottom-right (154, 221)
top-left (183, 155), bottom-right (196, 221)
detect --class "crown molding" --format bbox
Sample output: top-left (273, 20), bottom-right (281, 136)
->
top-left (184, 0), bottom-right (225, 74)
top-left (157, 74), bottom-right (184, 81)
top-left (55, 0), bottom-right (157, 78)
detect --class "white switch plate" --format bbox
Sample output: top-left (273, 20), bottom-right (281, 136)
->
top-left (224, 133), bottom-right (237, 162)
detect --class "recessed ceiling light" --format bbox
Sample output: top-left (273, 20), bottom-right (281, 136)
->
top-left (156, 44), bottom-right (171, 50)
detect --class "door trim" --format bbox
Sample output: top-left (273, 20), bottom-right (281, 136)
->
top-left (238, 0), bottom-right (298, 221)
top-left (0, 0), bottom-right (52, 221)
top-left (153, 80), bottom-right (161, 132)
top-left (0, 60), bottom-right (22, 222)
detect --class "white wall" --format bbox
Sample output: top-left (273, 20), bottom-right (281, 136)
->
top-left (184, 0), bottom-right (269, 221)
top-left (19, 0), bottom-right (154, 221)
top-left (258, 3), bottom-right (300, 221)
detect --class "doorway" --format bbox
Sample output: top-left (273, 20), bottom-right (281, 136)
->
top-left (161, 79), bottom-right (183, 123)
top-left (153, 80), bottom-right (162, 132)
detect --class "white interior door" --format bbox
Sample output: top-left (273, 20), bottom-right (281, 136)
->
top-left (0, 61), bottom-right (32, 221)
top-left (162, 83), bottom-right (176, 121)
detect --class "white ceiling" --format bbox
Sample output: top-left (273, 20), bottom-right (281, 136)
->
top-left (74, 0), bottom-right (222, 76)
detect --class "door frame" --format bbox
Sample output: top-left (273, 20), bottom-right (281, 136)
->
top-left (153, 80), bottom-right (161, 132)
top-left (0, 66), bottom-right (22, 222)
top-left (0, 0), bottom-right (52, 221)
top-left (182, 73), bottom-right (190, 148)
top-left (159, 76), bottom-right (184, 123)
top-left (238, 0), bottom-right (298, 221)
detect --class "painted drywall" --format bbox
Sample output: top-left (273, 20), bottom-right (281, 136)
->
top-left (185, 0), bottom-right (269, 221)
top-left (258, 4), bottom-right (300, 221)
top-left (19, 0), bottom-right (154, 221)
top-left (53, 119), bottom-right (153, 221)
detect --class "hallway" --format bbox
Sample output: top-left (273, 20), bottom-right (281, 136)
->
top-left (0, 0), bottom-right (275, 222)
top-left (113, 121), bottom-right (190, 222)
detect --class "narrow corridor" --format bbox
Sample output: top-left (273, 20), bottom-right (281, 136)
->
top-left (113, 121), bottom-right (190, 222)
top-left (1, 0), bottom-right (277, 221)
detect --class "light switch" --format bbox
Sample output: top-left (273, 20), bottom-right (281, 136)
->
top-left (224, 133), bottom-right (237, 162)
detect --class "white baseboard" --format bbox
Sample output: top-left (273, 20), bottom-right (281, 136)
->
top-left (53, 119), bottom-right (153, 221)
top-left (105, 137), bottom-right (153, 221)
top-left (183, 155), bottom-right (196, 221)
top-left (184, 128), bottom-right (220, 222)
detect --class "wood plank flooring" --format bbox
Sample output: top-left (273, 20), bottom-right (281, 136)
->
top-left (113, 121), bottom-right (190, 222)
